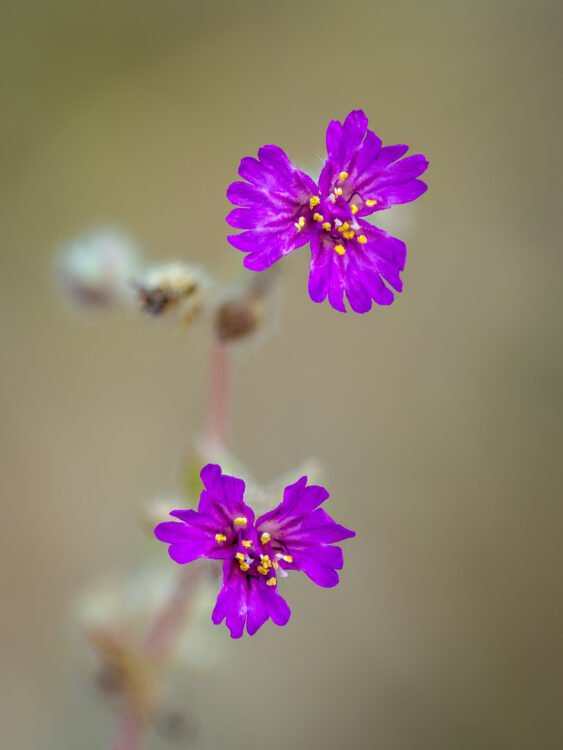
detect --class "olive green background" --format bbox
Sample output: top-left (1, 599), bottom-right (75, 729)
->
top-left (1, 1), bottom-right (562, 748)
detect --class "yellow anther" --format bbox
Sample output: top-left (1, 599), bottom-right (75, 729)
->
top-left (312, 213), bottom-right (324, 222)
top-left (334, 187), bottom-right (343, 196)
top-left (334, 244), bottom-right (346, 255)
top-left (235, 552), bottom-right (246, 561)
top-left (337, 222), bottom-right (350, 233)
top-left (239, 562), bottom-right (250, 571)
top-left (294, 216), bottom-right (306, 232)
top-left (339, 171), bottom-right (349, 181)
top-left (215, 533), bottom-right (227, 543)
top-left (260, 532), bottom-right (271, 544)
top-left (365, 199), bottom-right (378, 206)
top-left (282, 555), bottom-right (293, 563)
top-left (322, 222), bottom-right (332, 231)
top-left (357, 235), bottom-right (368, 244)
top-left (234, 517), bottom-right (247, 526)
top-left (351, 204), bottom-right (359, 215)
top-left (242, 539), bottom-right (253, 548)
top-left (343, 230), bottom-right (355, 240)
top-left (273, 561), bottom-right (279, 569)
top-left (266, 578), bottom-right (277, 586)
top-left (257, 565), bottom-right (268, 576)
top-left (309, 196), bottom-right (321, 209)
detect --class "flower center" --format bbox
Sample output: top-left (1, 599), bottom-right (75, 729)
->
top-left (297, 172), bottom-right (370, 254)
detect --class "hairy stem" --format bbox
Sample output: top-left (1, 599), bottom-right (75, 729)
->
top-left (108, 345), bottom-right (230, 750)
top-left (110, 710), bottom-right (149, 750)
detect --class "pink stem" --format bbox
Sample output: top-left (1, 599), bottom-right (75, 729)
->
top-left (107, 569), bottom-right (201, 750)
top-left (108, 345), bottom-right (230, 750)
top-left (144, 566), bottom-right (200, 657)
top-left (110, 711), bottom-right (149, 750)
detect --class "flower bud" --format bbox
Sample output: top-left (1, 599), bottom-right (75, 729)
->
top-left (213, 267), bottom-right (278, 344)
top-left (214, 295), bottom-right (264, 343)
top-left (133, 262), bottom-right (209, 326)
top-left (55, 228), bottom-right (141, 308)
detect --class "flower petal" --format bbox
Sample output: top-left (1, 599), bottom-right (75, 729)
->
top-left (328, 253), bottom-right (347, 313)
top-left (296, 545), bottom-right (344, 588)
top-left (238, 156), bottom-right (283, 191)
top-left (259, 585), bottom-right (291, 627)
top-left (344, 260), bottom-right (373, 313)
top-left (246, 583), bottom-right (269, 636)
top-left (211, 560), bottom-right (291, 637)
top-left (308, 233), bottom-right (331, 304)
top-left (359, 222), bottom-right (407, 270)
top-left (167, 538), bottom-right (214, 564)
top-left (198, 463), bottom-right (254, 528)
top-left (226, 207), bottom-right (291, 230)
top-left (256, 476), bottom-right (329, 530)
top-left (341, 110), bottom-right (369, 160)
top-left (258, 144), bottom-right (294, 180)
top-left (350, 128), bottom-right (382, 178)
top-left (377, 154), bottom-right (429, 184)
top-left (375, 179), bottom-right (428, 208)
top-left (154, 521), bottom-right (206, 544)
top-left (290, 508), bottom-right (356, 544)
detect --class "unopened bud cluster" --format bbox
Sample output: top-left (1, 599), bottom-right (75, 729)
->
top-left (133, 262), bottom-right (209, 326)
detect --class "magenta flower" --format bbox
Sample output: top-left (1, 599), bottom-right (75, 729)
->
top-left (226, 109), bottom-right (428, 313)
top-left (155, 464), bottom-right (355, 638)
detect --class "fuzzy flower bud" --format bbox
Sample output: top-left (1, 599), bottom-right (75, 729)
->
top-left (213, 268), bottom-right (277, 344)
top-left (55, 228), bottom-right (141, 308)
top-left (134, 262), bottom-right (209, 326)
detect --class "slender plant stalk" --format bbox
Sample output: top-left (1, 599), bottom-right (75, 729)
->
top-left (108, 344), bottom-right (230, 750)
top-left (110, 711), bottom-right (150, 750)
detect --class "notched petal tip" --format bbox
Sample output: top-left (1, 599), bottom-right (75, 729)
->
top-left (200, 463), bottom-right (222, 488)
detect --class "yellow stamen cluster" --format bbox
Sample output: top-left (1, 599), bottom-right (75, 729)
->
top-left (322, 222), bottom-right (332, 231)
top-left (282, 554), bottom-right (293, 563)
top-left (242, 539), bottom-right (253, 548)
top-left (234, 517), bottom-right (247, 526)
top-left (312, 213), bottom-right (324, 222)
top-left (357, 235), bottom-right (368, 244)
top-left (215, 533), bottom-right (227, 543)
top-left (334, 187), bottom-right (343, 197)
top-left (339, 171), bottom-right (349, 181)
top-left (294, 216), bottom-right (306, 232)
top-left (365, 199), bottom-right (377, 206)
top-left (260, 532), bottom-right (271, 544)
top-left (351, 204), bottom-right (359, 215)
top-left (334, 244), bottom-right (346, 256)
top-left (266, 578), bottom-right (276, 586)
top-left (309, 195), bottom-right (321, 209)
top-left (337, 222), bottom-right (355, 240)
top-left (257, 553), bottom-right (276, 576)
top-left (236, 550), bottom-right (251, 572)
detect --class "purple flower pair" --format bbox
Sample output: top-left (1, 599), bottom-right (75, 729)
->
top-left (155, 464), bottom-right (354, 638)
top-left (226, 109), bottom-right (428, 313)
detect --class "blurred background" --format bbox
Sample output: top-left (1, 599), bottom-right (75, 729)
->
top-left (1, 0), bottom-right (562, 748)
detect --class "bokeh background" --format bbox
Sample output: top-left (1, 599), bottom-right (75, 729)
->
top-left (1, 1), bottom-right (562, 748)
